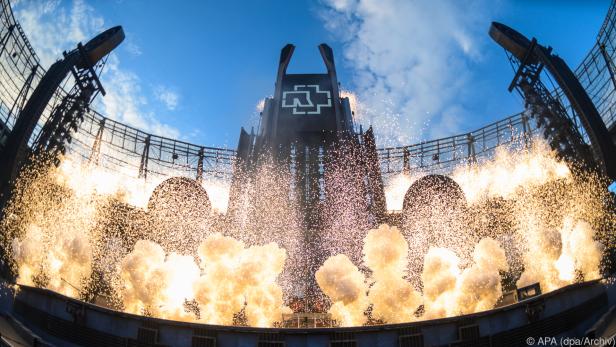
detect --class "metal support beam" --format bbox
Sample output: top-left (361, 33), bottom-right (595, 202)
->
top-left (521, 114), bottom-right (530, 149)
top-left (599, 43), bottom-right (616, 92)
top-left (6, 64), bottom-right (38, 126)
top-left (138, 135), bottom-right (150, 179)
top-left (491, 21), bottom-right (616, 180)
top-left (403, 147), bottom-right (410, 173)
top-left (0, 57), bottom-right (74, 193)
top-left (467, 133), bottom-right (476, 164)
top-left (89, 118), bottom-right (105, 165)
top-left (196, 147), bottom-right (204, 182)
top-left (0, 24), bottom-right (14, 58)
top-left (0, 25), bottom-right (123, 202)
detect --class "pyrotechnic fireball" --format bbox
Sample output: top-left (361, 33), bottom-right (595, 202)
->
top-left (0, 2), bottom-right (615, 346)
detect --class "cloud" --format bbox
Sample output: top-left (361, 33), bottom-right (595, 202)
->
top-left (125, 40), bottom-right (143, 57)
top-left (154, 85), bottom-right (180, 111)
top-left (12, 0), bottom-right (180, 138)
top-left (320, 0), bottom-right (491, 145)
top-left (14, 0), bottom-right (104, 67)
top-left (99, 56), bottom-right (180, 138)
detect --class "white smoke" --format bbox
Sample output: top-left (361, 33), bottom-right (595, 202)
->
top-left (383, 173), bottom-right (415, 211)
top-left (363, 225), bottom-right (422, 323)
top-left (422, 238), bottom-right (508, 318)
top-left (517, 217), bottom-right (603, 291)
top-left (13, 224), bottom-right (93, 298)
top-left (119, 233), bottom-right (289, 327)
top-left (315, 254), bottom-right (369, 326)
top-left (202, 179), bottom-right (231, 214)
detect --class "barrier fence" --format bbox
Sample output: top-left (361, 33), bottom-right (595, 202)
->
top-left (1, 0), bottom-right (614, 182)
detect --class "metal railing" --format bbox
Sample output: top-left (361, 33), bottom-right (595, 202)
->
top-left (0, 0), bottom-right (39, 136)
top-left (70, 109), bottom-right (236, 180)
top-left (581, 0), bottom-right (616, 130)
top-left (0, 0), bottom-right (614, 183)
top-left (0, 0), bottom-right (236, 182)
top-left (377, 0), bottom-right (616, 176)
top-left (376, 112), bottom-right (536, 176)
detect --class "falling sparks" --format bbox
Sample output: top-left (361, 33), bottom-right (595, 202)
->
top-left (3, 136), bottom-right (614, 327)
top-left (383, 172), bottom-right (417, 211)
top-left (451, 140), bottom-right (571, 204)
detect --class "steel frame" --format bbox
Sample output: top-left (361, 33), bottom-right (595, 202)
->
top-left (0, 0), bottom-right (615, 186)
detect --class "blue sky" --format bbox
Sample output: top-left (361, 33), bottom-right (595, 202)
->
top-left (12, 0), bottom-right (610, 148)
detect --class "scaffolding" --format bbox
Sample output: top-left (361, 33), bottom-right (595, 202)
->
top-left (0, 0), bottom-right (614, 184)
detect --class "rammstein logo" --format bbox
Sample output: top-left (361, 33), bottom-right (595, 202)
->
top-left (281, 85), bottom-right (332, 115)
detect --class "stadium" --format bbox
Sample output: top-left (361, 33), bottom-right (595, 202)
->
top-left (0, 0), bottom-right (615, 346)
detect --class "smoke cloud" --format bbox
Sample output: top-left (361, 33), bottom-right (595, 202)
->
top-left (119, 240), bottom-right (200, 320)
top-left (13, 224), bottom-right (93, 298)
top-left (315, 254), bottom-right (369, 326)
top-left (118, 233), bottom-right (289, 327)
top-left (420, 238), bottom-right (508, 318)
top-left (6, 138), bottom-right (612, 327)
top-left (517, 217), bottom-right (603, 291)
top-left (363, 225), bottom-right (422, 323)
top-left (318, 226), bottom-right (511, 323)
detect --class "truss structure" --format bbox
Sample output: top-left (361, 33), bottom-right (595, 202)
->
top-left (1, 0), bottom-right (614, 186)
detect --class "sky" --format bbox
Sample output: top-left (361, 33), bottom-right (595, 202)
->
top-left (10, 0), bottom-right (611, 149)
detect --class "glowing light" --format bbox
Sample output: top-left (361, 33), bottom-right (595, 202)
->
top-left (5, 135), bottom-right (613, 327)
top-left (383, 172), bottom-right (415, 211)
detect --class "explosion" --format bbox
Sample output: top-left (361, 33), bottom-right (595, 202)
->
top-left (363, 225), bottom-right (422, 323)
top-left (194, 233), bottom-right (289, 327)
top-left (314, 140), bottom-right (611, 325)
top-left (119, 234), bottom-right (289, 326)
top-left (315, 225), bottom-right (508, 325)
top-left (3, 137), bottom-right (613, 327)
top-left (517, 217), bottom-right (603, 291)
top-left (315, 254), bottom-right (369, 326)
top-left (452, 141), bottom-right (571, 204)
top-left (13, 224), bottom-right (92, 298)
top-left (421, 238), bottom-right (509, 318)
